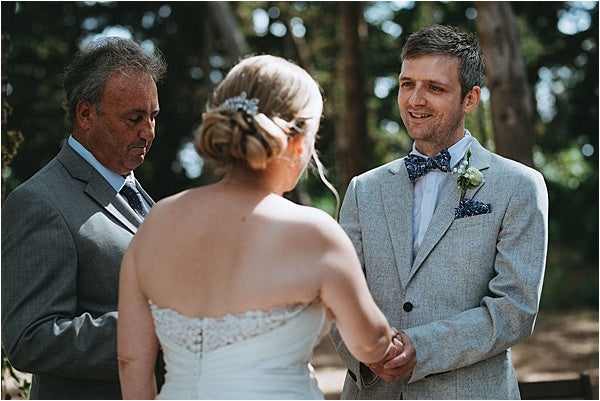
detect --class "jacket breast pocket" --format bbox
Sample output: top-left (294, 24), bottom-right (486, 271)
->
top-left (447, 212), bottom-right (493, 232)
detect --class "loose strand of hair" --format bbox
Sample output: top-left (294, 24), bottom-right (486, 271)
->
top-left (311, 152), bottom-right (340, 220)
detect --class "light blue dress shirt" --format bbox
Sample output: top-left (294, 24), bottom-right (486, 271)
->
top-left (411, 130), bottom-right (473, 256)
top-left (68, 135), bottom-right (150, 211)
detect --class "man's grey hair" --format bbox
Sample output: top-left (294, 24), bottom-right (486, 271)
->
top-left (62, 37), bottom-right (167, 125)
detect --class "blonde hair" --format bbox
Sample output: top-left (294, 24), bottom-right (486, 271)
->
top-left (194, 55), bottom-right (322, 170)
top-left (194, 55), bottom-right (340, 215)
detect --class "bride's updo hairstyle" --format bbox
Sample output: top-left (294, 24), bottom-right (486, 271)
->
top-left (195, 55), bottom-right (323, 171)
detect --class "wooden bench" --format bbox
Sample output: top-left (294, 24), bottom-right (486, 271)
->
top-left (518, 372), bottom-right (594, 399)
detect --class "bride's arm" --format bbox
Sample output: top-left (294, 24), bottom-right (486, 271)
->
top-left (117, 241), bottom-right (158, 399)
top-left (317, 219), bottom-right (395, 364)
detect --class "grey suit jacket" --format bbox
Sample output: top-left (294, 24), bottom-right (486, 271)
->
top-left (330, 139), bottom-right (548, 399)
top-left (1, 143), bottom-right (154, 399)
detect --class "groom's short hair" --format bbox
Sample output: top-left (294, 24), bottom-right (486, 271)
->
top-left (401, 24), bottom-right (485, 100)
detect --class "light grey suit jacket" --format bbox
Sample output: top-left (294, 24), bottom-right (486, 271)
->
top-left (1, 143), bottom-right (154, 399)
top-left (330, 139), bottom-right (548, 399)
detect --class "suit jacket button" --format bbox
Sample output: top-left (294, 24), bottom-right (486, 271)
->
top-left (403, 302), bottom-right (413, 312)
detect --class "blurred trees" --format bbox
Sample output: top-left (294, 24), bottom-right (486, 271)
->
top-left (1, 1), bottom-right (597, 308)
top-left (338, 2), bottom-right (369, 184)
top-left (475, 1), bottom-right (536, 167)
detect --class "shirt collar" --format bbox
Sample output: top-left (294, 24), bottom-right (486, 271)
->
top-left (121, 172), bottom-right (137, 189)
top-left (68, 135), bottom-right (133, 193)
top-left (410, 129), bottom-right (473, 168)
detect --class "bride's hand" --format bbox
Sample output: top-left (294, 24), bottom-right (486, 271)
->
top-left (366, 328), bottom-right (416, 383)
top-left (365, 337), bottom-right (402, 381)
top-left (383, 327), bottom-right (403, 361)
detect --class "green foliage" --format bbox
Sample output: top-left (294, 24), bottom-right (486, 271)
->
top-left (1, 102), bottom-right (24, 167)
top-left (1, 350), bottom-right (30, 400)
top-left (541, 244), bottom-right (599, 310)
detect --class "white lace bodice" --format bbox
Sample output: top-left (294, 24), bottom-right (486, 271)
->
top-left (149, 300), bottom-right (328, 399)
top-left (149, 301), bottom-right (308, 354)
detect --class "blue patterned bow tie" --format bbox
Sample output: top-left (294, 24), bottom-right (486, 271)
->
top-left (405, 148), bottom-right (452, 180)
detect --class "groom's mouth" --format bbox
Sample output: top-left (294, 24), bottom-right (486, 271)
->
top-left (409, 111), bottom-right (432, 119)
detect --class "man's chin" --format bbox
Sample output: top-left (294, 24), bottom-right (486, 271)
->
top-left (127, 157), bottom-right (146, 172)
top-left (406, 130), bottom-right (432, 142)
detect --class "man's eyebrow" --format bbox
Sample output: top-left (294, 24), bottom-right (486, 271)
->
top-left (399, 76), bottom-right (450, 86)
top-left (426, 79), bottom-right (450, 86)
top-left (123, 108), bottom-right (160, 114)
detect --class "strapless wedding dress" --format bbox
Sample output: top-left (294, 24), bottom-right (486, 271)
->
top-left (149, 299), bottom-right (328, 399)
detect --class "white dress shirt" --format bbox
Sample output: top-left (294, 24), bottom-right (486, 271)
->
top-left (411, 130), bottom-right (473, 257)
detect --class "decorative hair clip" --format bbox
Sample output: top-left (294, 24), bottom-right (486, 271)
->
top-left (218, 91), bottom-right (259, 116)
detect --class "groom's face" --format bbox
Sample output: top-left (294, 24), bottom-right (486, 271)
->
top-left (397, 54), bottom-right (467, 152)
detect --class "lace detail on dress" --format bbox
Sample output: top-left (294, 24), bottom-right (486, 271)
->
top-left (150, 301), bottom-right (308, 399)
top-left (149, 300), bottom-right (308, 354)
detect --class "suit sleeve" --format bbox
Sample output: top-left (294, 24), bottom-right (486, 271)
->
top-left (1, 186), bottom-right (119, 382)
top-left (404, 169), bottom-right (549, 382)
top-left (329, 177), bottom-right (379, 389)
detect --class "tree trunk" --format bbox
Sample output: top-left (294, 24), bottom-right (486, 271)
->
top-left (474, 1), bottom-right (535, 166)
top-left (206, 1), bottom-right (249, 60)
top-left (278, 2), bottom-right (313, 70)
top-left (337, 1), bottom-right (369, 189)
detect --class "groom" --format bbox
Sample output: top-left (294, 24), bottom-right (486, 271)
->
top-left (2, 38), bottom-right (166, 399)
top-left (330, 25), bottom-right (548, 399)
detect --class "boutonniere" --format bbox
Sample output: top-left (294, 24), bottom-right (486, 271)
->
top-left (452, 148), bottom-right (490, 219)
top-left (453, 148), bottom-right (483, 200)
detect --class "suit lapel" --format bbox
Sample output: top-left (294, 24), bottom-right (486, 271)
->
top-left (409, 138), bottom-right (492, 281)
top-left (86, 174), bottom-right (142, 233)
top-left (381, 159), bottom-right (414, 287)
top-left (57, 144), bottom-right (141, 234)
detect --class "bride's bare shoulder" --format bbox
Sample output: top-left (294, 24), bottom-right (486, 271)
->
top-left (276, 200), bottom-right (348, 246)
top-left (264, 196), bottom-right (335, 225)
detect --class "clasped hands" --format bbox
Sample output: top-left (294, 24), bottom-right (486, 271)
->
top-left (366, 328), bottom-right (417, 382)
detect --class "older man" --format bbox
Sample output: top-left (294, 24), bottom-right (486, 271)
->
top-left (2, 37), bottom-right (166, 399)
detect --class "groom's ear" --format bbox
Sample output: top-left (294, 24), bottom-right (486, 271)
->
top-left (463, 86), bottom-right (481, 113)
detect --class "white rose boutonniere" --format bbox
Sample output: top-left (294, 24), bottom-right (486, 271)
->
top-left (452, 148), bottom-right (491, 219)
top-left (453, 148), bottom-right (483, 199)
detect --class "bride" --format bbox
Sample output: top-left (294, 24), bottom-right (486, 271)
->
top-left (117, 54), bottom-right (401, 399)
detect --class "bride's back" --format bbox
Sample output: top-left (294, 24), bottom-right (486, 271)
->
top-left (131, 184), bottom-right (327, 318)
top-left (118, 55), bottom-right (393, 400)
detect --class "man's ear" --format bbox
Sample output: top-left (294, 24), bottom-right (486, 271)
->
top-left (75, 100), bottom-right (94, 130)
top-left (463, 86), bottom-right (481, 114)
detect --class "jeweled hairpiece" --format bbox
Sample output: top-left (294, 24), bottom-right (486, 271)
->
top-left (218, 91), bottom-right (259, 116)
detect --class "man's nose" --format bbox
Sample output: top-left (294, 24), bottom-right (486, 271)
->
top-left (408, 87), bottom-right (426, 107)
top-left (139, 117), bottom-right (156, 141)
